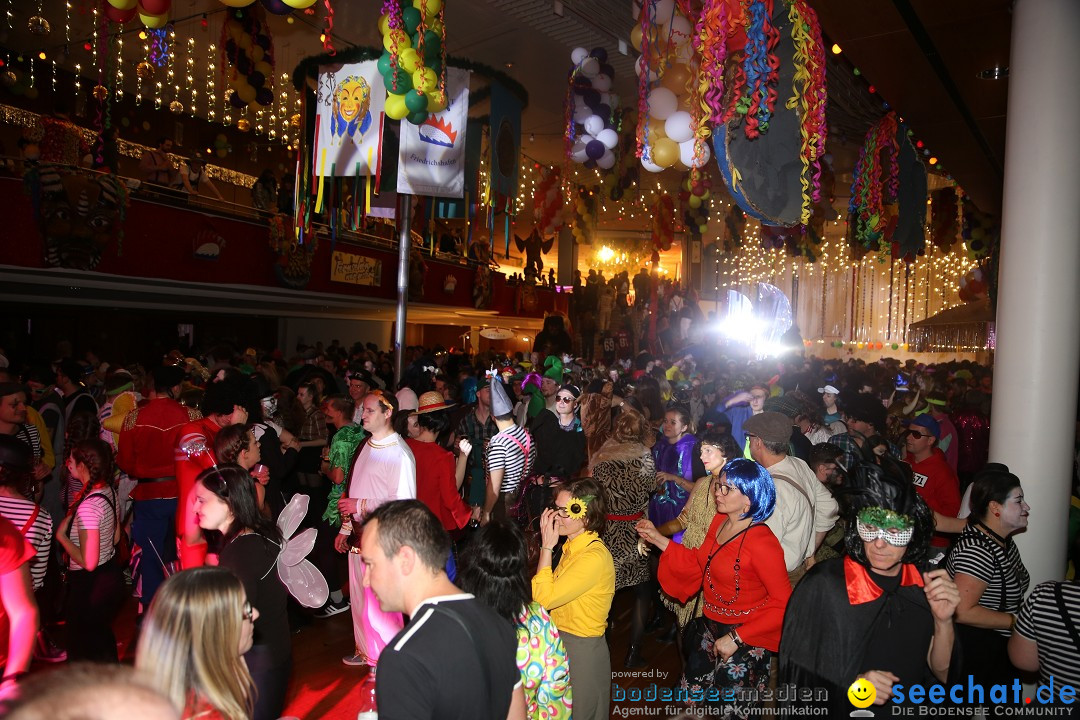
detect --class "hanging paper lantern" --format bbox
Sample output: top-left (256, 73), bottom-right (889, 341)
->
top-left (237, 118), bottom-right (251, 131)
top-left (169, 100), bottom-right (184, 114)
top-left (136, 61), bottom-right (155, 79)
top-left (27, 16), bottom-right (51, 35)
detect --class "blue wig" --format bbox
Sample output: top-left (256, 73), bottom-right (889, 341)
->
top-left (721, 458), bottom-right (776, 522)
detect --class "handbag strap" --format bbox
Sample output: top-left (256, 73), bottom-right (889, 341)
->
top-left (1052, 583), bottom-right (1080, 649)
top-left (20, 503), bottom-right (41, 536)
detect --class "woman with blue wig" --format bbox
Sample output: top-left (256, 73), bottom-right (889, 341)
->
top-left (637, 458), bottom-right (791, 716)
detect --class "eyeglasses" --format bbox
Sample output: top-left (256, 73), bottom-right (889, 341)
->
top-left (242, 600), bottom-right (256, 622)
top-left (856, 519), bottom-right (913, 547)
top-left (550, 504), bottom-right (570, 518)
top-left (555, 396), bottom-right (575, 403)
top-left (904, 429), bottom-right (932, 439)
top-left (715, 482), bottom-right (735, 496)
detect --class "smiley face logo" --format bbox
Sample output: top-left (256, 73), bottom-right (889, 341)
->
top-left (848, 678), bottom-right (876, 709)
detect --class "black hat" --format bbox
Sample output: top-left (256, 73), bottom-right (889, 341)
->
top-left (152, 365), bottom-right (186, 390)
top-left (0, 435), bottom-right (32, 472)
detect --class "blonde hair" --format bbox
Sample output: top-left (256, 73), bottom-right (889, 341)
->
top-left (135, 568), bottom-right (255, 720)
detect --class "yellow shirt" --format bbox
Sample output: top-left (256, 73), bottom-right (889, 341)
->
top-left (531, 531), bottom-right (615, 637)
top-left (25, 406), bottom-right (54, 470)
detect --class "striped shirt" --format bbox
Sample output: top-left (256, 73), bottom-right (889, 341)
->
top-left (1014, 581), bottom-right (1080, 687)
top-left (945, 523), bottom-right (1029, 637)
top-left (68, 489), bottom-right (117, 570)
top-left (487, 425), bottom-right (535, 495)
top-left (0, 496), bottom-right (53, 589)
top-left (12, 423), bottom-right (42, 462)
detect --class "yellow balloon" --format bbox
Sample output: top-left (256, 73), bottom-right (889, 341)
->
top-left (412, 67), bottom-right (438, 93)
top-left (383, 28), bottom-right (410, 54)
top-left (646, 117), bottom-right (667, 139)
top-left (652, 137), bottom-right (679, 167)
top-left (282, 0), bottom-right (318, 8)
top-left (630, 24), bottom-right (643, 52)
top-left (139, 10), bottom-right (169, 29)
top-left (254, 61), bottom-right (272, 76)
top-left (426, 18), bottom-right (444, 35)
top-left (237, 34), bottom-right (252, 50)
top-left (426, 91), bottom-right (447, 112)
top-left (250, 46), bottom-right (264, 62)
top-left (107, 0), bottom-right (137, 9)
top-left (399, 48), bottom-right (420, 73)
top-left (237, 84), bottom-right (256, 103)
top-left (385, 93), bottom-right (409, 120)
top-left (412, 0), bottom-right (443, 15)
top-left (377, 14), bottom-right (390, 36)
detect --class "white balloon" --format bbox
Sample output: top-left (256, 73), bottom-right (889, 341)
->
top-left (641, 154), bottom-right (665, 173)
top-left (574, 95), bottom-right (586, 110)
top-left (635, 55), bottom-right (658, 82)
top-left (668, 14), bottom-right (693, 42)
top-left (581, 57), bottom-right (600, 77)
top-left (679, 138), bottom-right (711, 168)
top-left (592, 74), bottom-right (612, 92)
top-left (647, 87), bottom-right (678, 120)
top-left (597, 128), bottom-right (619, 149)
top-left (584, 115), bottom-right (605, 137)
top-left (597, 150), bottom-right (616, 169)
top-left (573, 106), bottom-right (591, 123)
top-left (571, 143), bottom-right (589, 163)
top-left (651, 0), bottom-right (676, 22)
top-left (598, 92), bottom-right (611, 105)
top-left (664, 111), bottom-right (694, 143)
top-left (571, 47), bottom-right (589, 65)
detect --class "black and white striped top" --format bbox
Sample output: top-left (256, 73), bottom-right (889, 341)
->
top-left (486, 425), bottom-right (535, 495)
top-left (1014, 581), bottom-right (1080, 687)
top-left (0, 496), bottom-right (53, 590)
top-left (13, 423), bottom-right (42, 462)
top-left (945, 523), bottom-right (1029, 637)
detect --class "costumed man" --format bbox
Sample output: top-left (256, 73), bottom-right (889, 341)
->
top-left (174, 379), bottom-right (248, 569)
top-left (482, 379), bottom-right (535, 525)
top-left (334, 391), bottom-right (416, 668)
top-left (779, 456), bottom-right (961, 715)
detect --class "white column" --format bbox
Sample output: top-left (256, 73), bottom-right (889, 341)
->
top-left (989, 0), bottom-right (1080, 585)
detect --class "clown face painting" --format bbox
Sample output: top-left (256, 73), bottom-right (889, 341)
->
top-left (26, 164), bottom-right (126, 270)
top-left (330, 75), bottom-right (372, 145)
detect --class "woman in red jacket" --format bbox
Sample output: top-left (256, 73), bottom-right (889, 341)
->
top-left (637, 458), bottom-right (790, 715)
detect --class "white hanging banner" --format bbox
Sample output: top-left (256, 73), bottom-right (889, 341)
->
top-left (313, 61), bottom-right (385, 177)
top-left (396, 67), bottom-right (470, 198)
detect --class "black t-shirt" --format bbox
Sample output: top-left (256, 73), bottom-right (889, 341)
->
top-left (218, 533), bottom-right (291, 666)
top-left (377, 595), bottom-right (519, 720)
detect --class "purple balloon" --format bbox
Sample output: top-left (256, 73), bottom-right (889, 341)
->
top-left (581, 89), bottom-right (600, 107)
top-left (600, 62), bottom-right (615, 78)
top-left (229, 92), bottom-right (247, 109)
top-left (261, 0), bottom-right (293, 15)
top-left (586, 140), bottom-right (605, 160)
top-left (596, 103), bottom-right (611, 119)
top-left (256, 87), bottom-right (274, 106)
top-left (248, 71), bottom-right (265, 88)
top-left (590, 47), bottom-right (608, 62)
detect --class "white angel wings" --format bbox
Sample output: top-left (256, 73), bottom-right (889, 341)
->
top-left (275, 494), bottom-right (330, 609)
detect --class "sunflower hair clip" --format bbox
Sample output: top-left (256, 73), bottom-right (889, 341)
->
top-left (566, 495), bottom-right (594, 520)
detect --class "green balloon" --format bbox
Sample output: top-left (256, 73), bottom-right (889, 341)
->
top-left (377, 51), bottom-right (393, 77)
top-left (407, 110), bottom-right (429, 125)
top-left (402, 6), bottom-right (422, 35)
top-left (404, 89), bottom-right (429, 113)
top-left (414, 30), bottom-right (441, 59)
top-left (891, 343), bottom-right (899, 350)
top-left (383, 69), bottom-right (412, 94)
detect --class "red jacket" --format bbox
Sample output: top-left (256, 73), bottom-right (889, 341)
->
top-left (117, 397), bottom-right (200, 498)
top-left (406, 438), bottom-right (472, 532)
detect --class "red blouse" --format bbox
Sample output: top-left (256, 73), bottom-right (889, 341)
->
top-left (658, 515), bottom-right (791, 651)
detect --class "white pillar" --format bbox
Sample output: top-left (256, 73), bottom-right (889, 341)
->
top-left (989, 0), bottom-right (1080, 585)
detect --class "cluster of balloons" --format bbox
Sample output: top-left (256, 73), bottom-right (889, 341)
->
top-left (961, 198), bottom-right (996, 260)
top-left (567, 47), bottom-right (620, 171)
top-left (378, 0), bottom-right (447, 125)
top-left (632, 0), bottom-right (709, 173)
top-left (223, 10), bottom-right (276, 111)
top-left (600, 122), bottom-right (640, 201)
top-left (572, 188), bottom-right (595, 246)
top-left (679, 171), bottom-right (712, 238)
top-left (958, 267), bottom-right (989, 303)
top-left (103, 0), bottom-right (173, 27)
top-left (212, 133), bottom-right (232, 159)
top-left (220, 0), bottom-right (317, 10)
top-left (533, 167), bottom-right (564, 237)
top-left (652, 194), bottom-right (675, 251)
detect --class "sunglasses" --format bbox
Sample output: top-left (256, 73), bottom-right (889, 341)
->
top-left (555, 396), bottom-right (575, 403)
top-left (856, 519), bottom-right (913, 547)
top-left (904, 428), bottom-right (933, 439)
top-left (242, 600), bottom-right (256, 622)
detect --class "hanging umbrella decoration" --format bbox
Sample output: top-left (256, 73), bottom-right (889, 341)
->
top-left (376, 0), bottom-right (449, 125)
top-left (565, 47), bottom-right (621, 171)
top-left (221, 7), bottom-right (276, 113)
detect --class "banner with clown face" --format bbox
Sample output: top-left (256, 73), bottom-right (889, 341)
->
top-left (396, 67), bottom-right (470, 198)
top-left (314, 61), bottom-right (385, 177)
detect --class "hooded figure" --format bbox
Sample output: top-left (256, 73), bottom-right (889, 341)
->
top-left (532, 315), bottom-right (573, 358)
top-left (779, 455), bottom-right (961, 715)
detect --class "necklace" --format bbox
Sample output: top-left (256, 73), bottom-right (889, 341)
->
top-left (368, 435), bottom-right (398, 449)
top-left (704, 522), bottom-right (754, 612)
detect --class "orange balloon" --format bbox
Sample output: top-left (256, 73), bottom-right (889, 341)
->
top-left (630, 24), bottom-right (644, 52)
top-left (646, 117), bottom-right (667, 138)
top-left (661, 63), bottom-right (692, 93)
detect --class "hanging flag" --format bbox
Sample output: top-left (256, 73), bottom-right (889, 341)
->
top-left (314, 60), bottom-right (385, 177)
top-left (488, 80), bottom-right (522, 209)
top-left (396, 68), bottom-right (471, 198)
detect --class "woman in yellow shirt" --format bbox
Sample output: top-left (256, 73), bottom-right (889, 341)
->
top-left (533, 477), bottom-right (615, 720)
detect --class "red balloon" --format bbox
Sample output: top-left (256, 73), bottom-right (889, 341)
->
top-left (104, 3), bottom-right (137, 22)
top-left (138, 0), bottom-right (171, 16)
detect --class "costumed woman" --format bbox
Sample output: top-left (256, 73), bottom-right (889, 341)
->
top-left (591, 405), bottom-right (656, 668)
top-left (636, 459), bottom-right (789, 718)
top-left (532, 478), bottom-right (615, 720)
top-left (779, 457), bottom-right (961, 715)
top-left (649, 406), bottom-right (699, 537)
top-left (945, 466), bottom-right (1030, 685)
